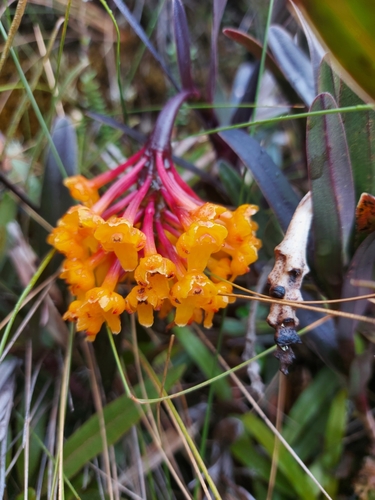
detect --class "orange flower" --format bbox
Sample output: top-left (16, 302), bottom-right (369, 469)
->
top-left (201, 282), bottom-right (234, 328)
top-left (176, 221), bottom-right (227, 272)
top-left (63, 286), bottom-right (125, 341)
top-left (47, 206), bottom-right (102, 259)
top-left (207, 256), bottom-right (232, 282)
top-left (64, 175), bottom-right (100, 207)
top-left (94, 217), bottom-right (146, 271)
top-left (125, 254), bottom-right (176, 327)
top-left (60, 258), bottom-right (96, 297)
top-left (170, 272), bottom-right (218, 326)
top-left (221, 204), bottom-right (261, 277)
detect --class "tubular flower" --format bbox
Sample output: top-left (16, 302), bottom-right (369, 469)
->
top-left (94, 217), bottom-right (146, 271)
top-left (63, 175), bottom-right (100, 207)
top-left (49, 90), bottom-right (261, 339)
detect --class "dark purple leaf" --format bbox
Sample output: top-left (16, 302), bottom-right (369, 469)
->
top-left (268, 25), bottom-right (315, 106)
top-left (173, 0), bottom-right (193, 90)
top-left (299, 291), bottom-right (347, 374)
top-left (307, 92), bottom-right (355, 297)
top-left (223, 28), bottom-right (302, 105)
top-left (229, 61), bottom-right (260, 126)
top-left (41, 117), bottom-right (77, 226)
top-left (219, 129), bottom-right (299, 232)
top-left (112, 0), bottom-right (179, 91)
top-left (150, 89), bottom-right (198, 152)
top-left (292, 4), bottom-right (325, 91)
top-left (208, 0), bottom-right (227, 102)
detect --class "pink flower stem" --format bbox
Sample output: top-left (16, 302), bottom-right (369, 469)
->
top-left (169, 161), bottom-right (202, 201)
top-left (102, 256), bottom-right (122, 290)
top-left (102, 191), bottom-right (138, 219)
top-left (160, 187), bottom-right (193, 229)
top-left (162, 222), bottom-right (181, 239)
top-left (142, 200), bottom-right (157, 255)
top-left (88, 248), bottom-right (107, 267)
top-left (155, 219), bottom-right (186, 278)
top-left (92, 157), bottom-right (148, 215)
top-left (90, 148), bottom-right (146, 189)
top-left (133, 209), bottom-right (144, 226)
top-left (155, 152), bottom-right (199, 212)
top-left (163, 210), bottom-right (183, 229)
top-left (123, 175), bottom-right (152, 224)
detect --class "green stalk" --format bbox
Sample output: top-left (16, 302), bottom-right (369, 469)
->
top-left (252, 0), bottom-right (275, 128)
top-left (98, 0), bottom-right (128, 122)
top-left (0, 21), bottom-right (68, 178)
top-left (192, 103), bottom-right (375, 137)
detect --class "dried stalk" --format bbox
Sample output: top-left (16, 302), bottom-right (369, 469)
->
top-left (267, 191), bottom-right (313, 373)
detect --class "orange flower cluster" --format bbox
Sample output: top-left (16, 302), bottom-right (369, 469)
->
top-left (48, 94), bottom-right (261, 341)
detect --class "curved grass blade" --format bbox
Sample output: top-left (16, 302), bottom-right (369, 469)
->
top-left (268, 25), bottom-right (315, 106)
top-left (173, 326), bottom-right (231, 400)
top-left (307, 92), bottom-right (355, 297)
top-left (173, 0), bottom-right (194, 91)
top-left (62, 365), bottom-right (185, 479)
top-left (219, 129), bottom-right (299, 232)
top-left (112, 0), bottom-right (179, 91)
top-left (0, 358), bottom-right (19, 499)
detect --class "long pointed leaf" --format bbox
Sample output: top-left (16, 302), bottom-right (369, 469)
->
top-left (173, 0), bottom-right (194, 90)
top-left (268, 25), bottom-right (315, 106)
top-left (219, 129), bottom-right (299, 232)
top-left (208, 0), bottom-right (227, 102)
top-left (112, 0), bottom-right (179, 91)
top-left (307, 92), bottom-right (355, 297)
top-left (319, 59), bottom-right (375, 201)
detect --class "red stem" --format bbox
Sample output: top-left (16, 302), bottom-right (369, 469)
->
top-left (92, 157), bottom-right (148, 215)
top-left (102, 191), bottom-right (137, 219)
top-left (155, 219), bottom-right (186, 278)
top-left (123, 175), bottom-right (152, 224)
top-left (156, 152), bottom-right (199, 212)
top-left (142, 200), bottom-right (157, 255)
top-left (90, 147), bottom-right (146, 189)
top-left (169, 160), bottom-right (201, 201)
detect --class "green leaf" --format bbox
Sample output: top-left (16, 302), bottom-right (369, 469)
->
top-left (62, 365), bottom-right (185, 479)
top-left (0, 193), bottom-right (17, 257)
top-left (307, 92), bottom-right (355, 297)
top-left (173, 326), bottom-right (231, 400)
top-left (283, 367), bottom-right (340, 445)
top-left (231, 437), bottom-right (294, 497)
top-left (295, 0), bottom-right (375, 102)
top-left (241, 413), bottom-right (318, 499)
top-left (322, 389), bottom-right (347, 469)
top-left (318, 57), bottom-right (375, 201)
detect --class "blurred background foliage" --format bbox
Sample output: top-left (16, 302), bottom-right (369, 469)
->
top-left (1, 0), bottom-right (375, 499)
